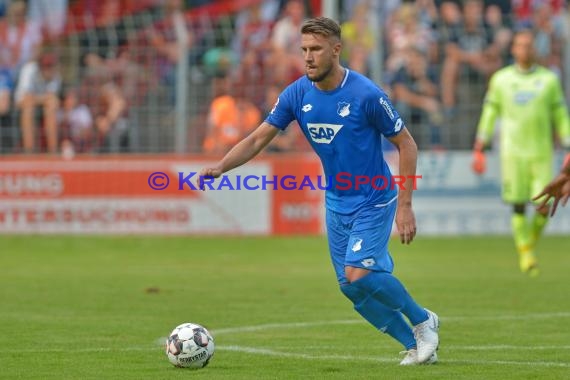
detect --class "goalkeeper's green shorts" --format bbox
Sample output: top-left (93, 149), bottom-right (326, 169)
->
top-left (501, 156), bottom-right (552, 204)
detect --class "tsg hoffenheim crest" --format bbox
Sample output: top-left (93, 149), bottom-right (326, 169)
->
top-left (337, 102), bottom-right (351, 117)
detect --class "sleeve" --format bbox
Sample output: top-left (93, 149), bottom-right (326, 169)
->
top-left (264, 83), bottom-right (296, 131)
top-left (475, 73), bottom-right (501, 144)
top-left (550, 76), bottom-right (570, 149)
top-left (364, 89), bottom-right (405, 138)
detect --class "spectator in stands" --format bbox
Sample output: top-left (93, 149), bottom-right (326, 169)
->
top-left (148, 0), bottom-right (195, 103)
top-left (430, 0), bottom-right (462, 64)
top-left (231, 3), bottom-right (275, 107)
top-left (340, 2), bottom-right (375, 74)
top-left (234, 2), bottom-right (274, 62)
top-left (385, 3), bottom-right (434, 74)
top-left (391, 47), bottom-right (442, 148)
top-left (92, 82), bottom-right (128, 152)
top-left (202, 74), bottom-right (261, 155)
top-left (414, 0), bottom-right (438, 28)
top-left (107, 47), bottom-right (150, 108)
top-left (59, 87), bottom-right (93, 157)
top-left (532, 2), bottom-right (564, 75)
top-left (512, 0), bottom-right (566, 29)
top-left (80, 51), bottom-right (129, 153)
top-left (15, 51), bottom-right (61, 153)
top-left (0, 1), bottom-right (42, 124)
top-left (269, 0), bottom-right (306, 80)
top-left (440, 0), bottom-right (501, 114)
top-left (27, 0), bottom-right (67, 40)
top-left (484, 4), bottom-right (512, 55)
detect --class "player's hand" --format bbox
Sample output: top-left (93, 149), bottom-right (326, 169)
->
top-left (471, 150), bottom-right (486, 175)
top-left (196, 167), bottom-right (222, 190)
top-left (532, 172), bottom-right (570, 216)
top-left (395, 205), bottom-right (416, 245)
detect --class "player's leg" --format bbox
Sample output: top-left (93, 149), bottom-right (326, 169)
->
top-left (326, 209), bottom-right (418, 355)
top-left (343, 203), bottom-right (439, 363)
top-left (503, 156), bottom-right (537, 274)
top-left (511, 203), bottom-right (537, 274)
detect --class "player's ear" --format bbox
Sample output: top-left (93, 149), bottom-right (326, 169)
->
top-left (332, 38), bottom-right (342, 57)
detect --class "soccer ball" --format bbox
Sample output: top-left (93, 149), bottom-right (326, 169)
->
top-left (165, 322), bottom-right (215, 368)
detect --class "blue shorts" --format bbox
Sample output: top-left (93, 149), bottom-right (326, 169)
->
top-left (326, 198), bottom-right (397, 284)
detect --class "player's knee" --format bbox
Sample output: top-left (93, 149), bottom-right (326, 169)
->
top-left (513, 204), bottom-right (525, 214)
top-left (344, 266), bottom-right (371, 283)
top-left (339, 282), bottom-right (366, 305)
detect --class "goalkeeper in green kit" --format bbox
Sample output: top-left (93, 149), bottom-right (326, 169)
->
top-left (472, 30), bottom-right (570, 276)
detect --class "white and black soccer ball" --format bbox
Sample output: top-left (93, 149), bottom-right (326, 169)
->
top-left (165, 322), bottom-right (215, 369)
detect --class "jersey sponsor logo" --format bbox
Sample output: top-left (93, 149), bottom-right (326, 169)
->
top-left (513, 91), bottom-right (536, 105)
top-left (337, 102), bottom-right (351, 117)
top-left (307, 123), bottom-right (343, 144)
top-left (270, 97), bottom-right (279, 114)
top-left (379, 97), bottom-right (395, 120)
top-left (302, 103), bottom-right (313, 112)
top-left (351, 238), bottom-right (363, 252)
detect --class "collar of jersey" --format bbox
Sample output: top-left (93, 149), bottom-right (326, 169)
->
top-left (311, 67), bottom-right (350, 95)
top-left (514, 64), bottom-right (538, 74)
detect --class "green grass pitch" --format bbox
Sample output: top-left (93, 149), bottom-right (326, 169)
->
top-left (1, 235), bottom-right (569, 379)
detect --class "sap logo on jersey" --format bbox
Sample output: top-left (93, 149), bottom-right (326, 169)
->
top-left (307, 123), bottom-right (343, 144)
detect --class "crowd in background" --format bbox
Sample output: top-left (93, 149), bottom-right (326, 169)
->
top-left (0, 0), bottom-right (568, 155)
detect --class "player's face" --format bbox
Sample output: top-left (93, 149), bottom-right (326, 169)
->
top-left (512, 33), bottom-right (535, 66)
top-left (301, 33), bottom-right (340, 83)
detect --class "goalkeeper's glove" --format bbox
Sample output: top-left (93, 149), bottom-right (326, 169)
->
top-left (472, 150), bottom-right (486, 175)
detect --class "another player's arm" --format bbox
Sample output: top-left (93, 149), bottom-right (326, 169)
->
top-left (550, 77), bottom-right (570, 162)
top-left (533, 82), bottom-right (570, 215)
top-left (197, 122), bottom-right (279, 189)
top-left (533, 159), bottom-right (570, 216)
top-left (472, 74), bottom-right (502, 174)
top-left (388, 128), bottom-right (418, 245)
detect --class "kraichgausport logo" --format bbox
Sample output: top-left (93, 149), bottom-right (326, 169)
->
top-left (148, 172), bottom-right (421, 191)
top-left (307, 123), bottom-right (343, 144)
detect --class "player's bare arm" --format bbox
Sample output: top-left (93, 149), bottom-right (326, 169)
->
top-left (388, 128), bottom-right (418, 245)
top-left (533, 157), bottom-right (570, 216)
top-left (197, 122), bottom-right (279, 189)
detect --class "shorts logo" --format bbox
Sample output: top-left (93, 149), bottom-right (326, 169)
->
top-left (307, 123), bottom-right (343, 144)
top-left (351, 238), bottom-right (363, 252)
top-left (337, 102), bottom-right (351, 117)
top-left (361, 258), bottom-right (375, 267)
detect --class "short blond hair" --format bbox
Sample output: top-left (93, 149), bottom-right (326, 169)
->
top-left (301, 17), bottom-right (341, 41)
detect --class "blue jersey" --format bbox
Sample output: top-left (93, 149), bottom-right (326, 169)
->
top-left (265, 69), bottom-right (405, 214)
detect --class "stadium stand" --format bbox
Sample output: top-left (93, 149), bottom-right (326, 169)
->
top-left (0, 0), bottom-right (567, 154)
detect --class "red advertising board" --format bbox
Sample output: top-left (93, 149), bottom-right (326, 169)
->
top-left (0, 155), bottom-right (324, 235)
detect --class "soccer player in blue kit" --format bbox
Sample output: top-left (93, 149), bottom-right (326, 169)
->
top-left (197, 17), bottom-right (439, 365)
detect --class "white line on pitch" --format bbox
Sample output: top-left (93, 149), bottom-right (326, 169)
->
top-left (212, 319), bottom-right (360, 335)
top-left (211, 312), bottom-right (570, 336)
top-left (2, 343), bottom-right (569, 356)
top-left (218, 345), bottom-right (570, 368)
top-left (271, 344), bottom-right (570, 351)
